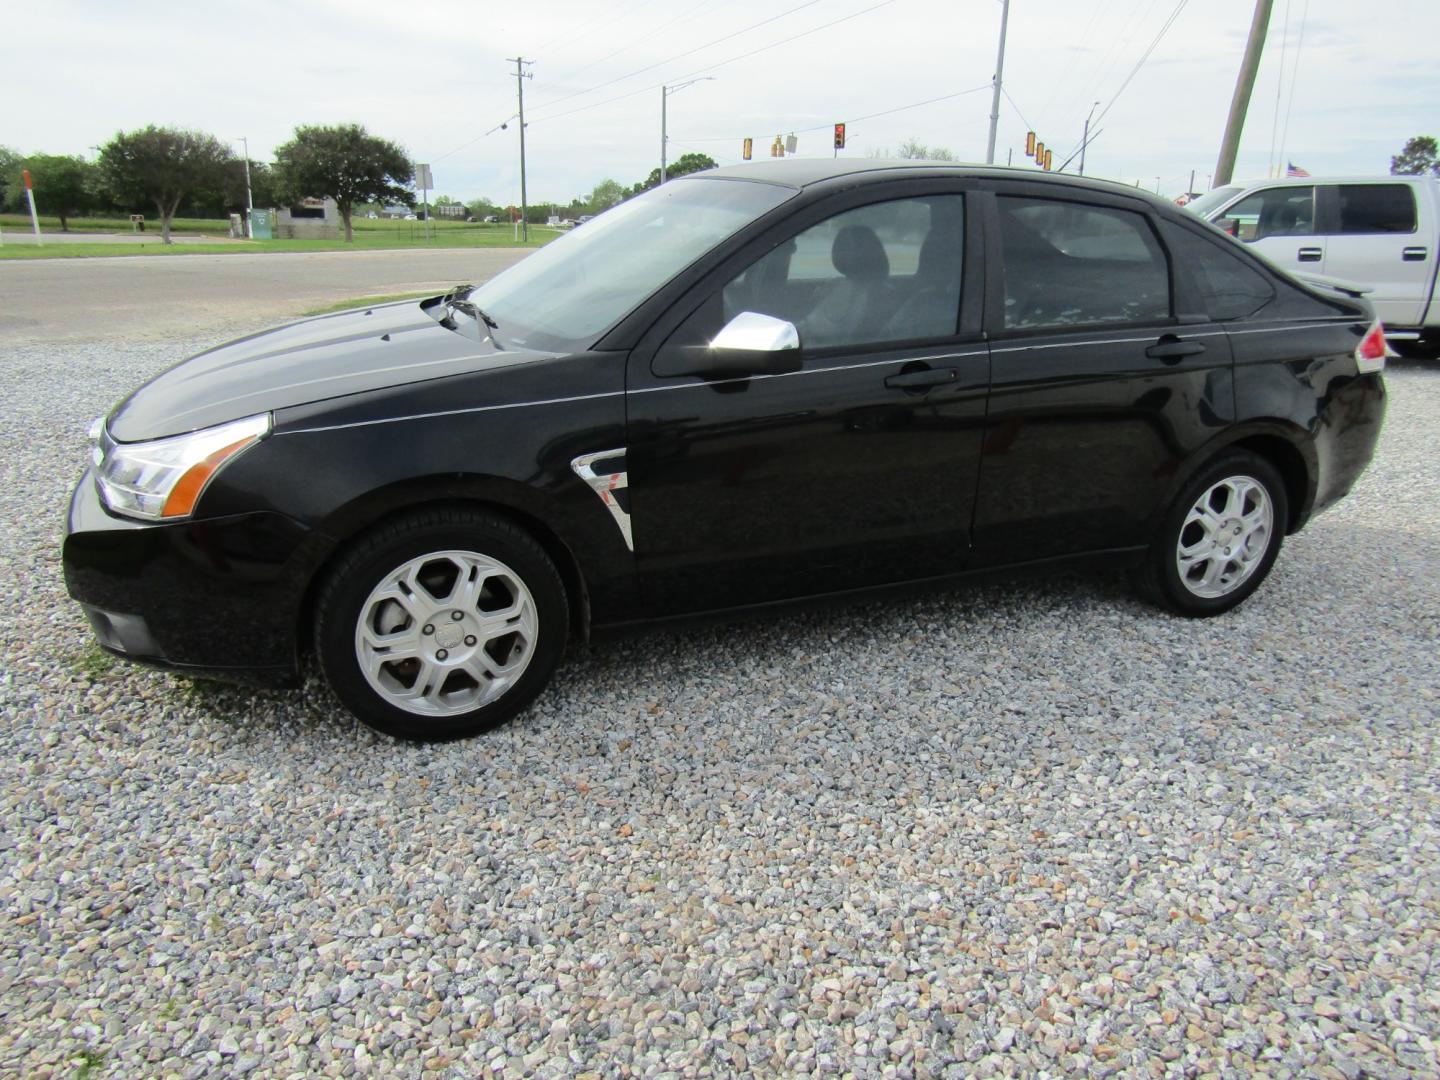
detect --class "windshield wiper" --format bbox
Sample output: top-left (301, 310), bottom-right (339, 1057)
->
top-left (433, 284), bottom-right (503, 349)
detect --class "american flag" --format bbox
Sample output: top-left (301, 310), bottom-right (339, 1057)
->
top-left (1286, 162), bottom-right (1311, 177)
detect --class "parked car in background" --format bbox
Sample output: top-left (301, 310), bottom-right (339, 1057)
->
top-left (66, 161), bottom-right (1387, 741)
top-left (1188, 175), bottom-right (1440, 348)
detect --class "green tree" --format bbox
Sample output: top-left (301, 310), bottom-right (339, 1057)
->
top-left (7, 154), bottom-right (95, 229)
top-left (586, 178), bottom-right (625, 214)
top-left (273, 124), bottom-right (413, 242)
top-left (1391, 135), bottom-right (1439, 176)
top-left (98, 126), bottom-right (234, 243)
top-left (633, 152), bottom-right (717, 194)
top-left (465, 197), bottom-right (500, 220)
top-left (0, 145), bottom-right (20, 210)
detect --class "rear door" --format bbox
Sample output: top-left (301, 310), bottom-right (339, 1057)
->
top-left (1318, 182), bottom-right (1432, 327)
top-left (972, 186), bottom-right (1236, 564)
top-left (1212, 184), bottom-right (1323, 276)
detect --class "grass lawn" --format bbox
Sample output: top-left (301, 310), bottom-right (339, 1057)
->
top-left (0, 213), bottom-right (560, 259)
top-left (300, 291), bottom-right (438, 316)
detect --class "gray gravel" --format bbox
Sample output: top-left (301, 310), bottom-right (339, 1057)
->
top-left (2, 332), bottom-right (1438, 1079)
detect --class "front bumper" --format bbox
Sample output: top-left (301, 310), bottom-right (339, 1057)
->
top-left (62, 469), bottom-right (319, 686)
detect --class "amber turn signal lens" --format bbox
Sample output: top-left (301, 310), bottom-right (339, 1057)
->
top-left (159, 436), bottom-right (259, 518)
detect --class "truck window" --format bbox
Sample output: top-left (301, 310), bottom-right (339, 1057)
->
top-left (1216, 187), bottom-right (1315, 241)
top-left (1333, 184), bottom-right (1417, 234)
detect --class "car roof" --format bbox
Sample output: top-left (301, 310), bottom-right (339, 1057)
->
top-left (687, 158), bottom-right (1171, 204)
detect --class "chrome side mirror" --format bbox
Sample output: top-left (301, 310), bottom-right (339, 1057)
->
top-left (710, 311), bottom-right (800, 354)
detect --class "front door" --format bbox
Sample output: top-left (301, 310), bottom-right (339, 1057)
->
top-left (626, 188), bottom-right (989, 616)
top-left (973, 188), bottom-right (1236, 563)
top-left (1213, 184), bottom-right (1323, 277)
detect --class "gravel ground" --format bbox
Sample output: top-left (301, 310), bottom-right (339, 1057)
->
top-left (1, 334), bottom-right (1438, 1080)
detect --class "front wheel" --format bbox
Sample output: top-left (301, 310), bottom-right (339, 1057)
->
top-left (1135, 452), bottom-right (1289, 616)
top-left (314, 508), bottom-right (568, 740)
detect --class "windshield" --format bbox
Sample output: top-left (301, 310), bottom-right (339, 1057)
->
top-left (1183, 186), bottom-right (1242, 218)
top-left (469, 177), bottom-right (795, 352)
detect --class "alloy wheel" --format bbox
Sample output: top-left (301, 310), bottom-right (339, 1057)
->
top-left (354, 550), bottom-right (538, 717)
top-left (1174, 475), bottom-right (1274, 600)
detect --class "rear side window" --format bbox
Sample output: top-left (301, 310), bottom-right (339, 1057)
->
top-left (1158, 221), bottom-right (1274, 321)
top-left (1333, 184), bottom-right (1416, 234)
top-left (997, 197), bottom-right (1170, 331)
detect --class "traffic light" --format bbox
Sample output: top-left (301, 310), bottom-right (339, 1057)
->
top-left (743, 137), bottom-right (753, 161)
top-left (1034, 141), bottom-right (1045, 166)
top-left (1025, 131), bottom-right (1036, 157)
top-left (772, 136), bottom-right (784, 158)
top-left (1043, 148), bottom-right (1053, 171)
top-left (834, 123), bottom-right (846, 150)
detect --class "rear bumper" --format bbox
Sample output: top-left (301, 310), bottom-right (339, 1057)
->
top-left (63, 469), bottom-right (318, 685)
top-left (1309, 371), bottom-right (1387, 522)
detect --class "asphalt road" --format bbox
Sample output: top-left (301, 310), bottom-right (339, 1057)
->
top-left (0, 247), bottom-right (532, 345)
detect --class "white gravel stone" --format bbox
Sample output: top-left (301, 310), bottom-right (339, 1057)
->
top-left (1, 334), bottom-right (1438, 1079)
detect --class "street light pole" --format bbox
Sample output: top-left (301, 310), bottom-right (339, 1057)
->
top-left (1079, 101), bottom-right (1100, 176)
top-left (659, 77), bottom-right (715, 184)
top-left (508, 57), bottom-right (533, 241)
top-left (985, 0), bottom-right (1010, 165)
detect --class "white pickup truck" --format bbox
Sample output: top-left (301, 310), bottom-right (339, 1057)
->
top-left (1187, 175), bottom-right (1440, 346)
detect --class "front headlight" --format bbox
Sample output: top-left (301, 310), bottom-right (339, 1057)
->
top-left (91, 413), bottom-right (271, 521)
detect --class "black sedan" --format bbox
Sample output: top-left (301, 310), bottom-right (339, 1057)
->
top-left (64, 161), bottom-right (1388, 740)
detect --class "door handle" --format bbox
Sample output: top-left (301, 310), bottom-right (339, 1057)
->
top-left (1297, 247), bottom-right (1323, 262)
top-left (885, 366), bottom-right (957, 390)
top-left (1145, 336), bottom-right (1207, 362)
top-left (1403, 247), bottom-right (1428, 262)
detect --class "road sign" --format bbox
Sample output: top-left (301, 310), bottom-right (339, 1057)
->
top-left (415, 163), bottom-right (433, 189)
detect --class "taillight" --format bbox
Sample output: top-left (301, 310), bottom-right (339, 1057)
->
top-left (1355, 321), bottom-right (1388, 374)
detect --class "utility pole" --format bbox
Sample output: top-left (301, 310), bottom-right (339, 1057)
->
top-left (239, 136), bottom-right (253, 237)
top-left (660, 77), bottom-right (715, 184)
top-left (1214, 0), bottom-right (1273, 188)
top-left (1079, 101), bottom-right (1100, 176)
top-left (508, 56), bottom-right (533, 242)
top-left (985, 0), bottom-right (1010, 164)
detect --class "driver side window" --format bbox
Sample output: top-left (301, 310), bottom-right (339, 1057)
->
top-left (686, 195), bottom-right (965, 355)
top-left (1217, 186), bottom-right (1316, 241)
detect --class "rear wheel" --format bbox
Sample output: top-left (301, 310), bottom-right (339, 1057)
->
top-left (1135, 452), bottom-right (1288, 616)
top-left (314, 508), bottom-right (568, 740)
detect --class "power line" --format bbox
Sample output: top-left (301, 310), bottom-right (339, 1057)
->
top-left (1090, 0), bottom-right (1191, 130)
top-left (1266, 0), bottom-right (1293, 177)
top-left (429, 0), bottom-right (824, 164)
top-left (1001, 87), bottom-right (1033, 133)
top-left (541, 0), bottom-right (663, 58)
top-left (548, 0), bottom-right (725, 88)
top-left (1276, 0), bottom-right (1310, 174)
top-left (525, 0), bottom-right (828, 116)
top-left (671, 83), bottom-right (993, 144)
top-left (527, 0), bottom-right (902, 126)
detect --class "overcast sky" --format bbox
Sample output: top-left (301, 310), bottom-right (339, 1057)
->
top-left (5, 0), bottom-right (1437, 204)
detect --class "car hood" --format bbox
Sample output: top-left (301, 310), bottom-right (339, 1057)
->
top-left (107, 300), bottom-right (551, 442)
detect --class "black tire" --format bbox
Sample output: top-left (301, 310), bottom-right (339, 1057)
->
top-left (1133, 451), bottom-right (1289, 617)
top-left (313, 507), bottom-right (568, 741)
